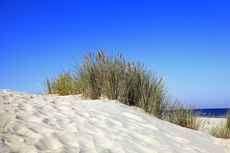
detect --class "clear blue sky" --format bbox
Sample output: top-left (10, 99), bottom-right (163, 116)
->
top-left (1, 0), bottom-right (229, 108)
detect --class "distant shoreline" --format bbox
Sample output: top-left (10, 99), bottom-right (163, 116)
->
top-left (194, 108), bottom-right (230, 117)
top-left (198, 116), bottom-right (226, 118)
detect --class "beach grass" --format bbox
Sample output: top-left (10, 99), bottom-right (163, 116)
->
top-left (40, 71), bottom-right (81, 96)
top-left (209, 111), bottom-right (230, 139)
top-left (227, 111), bottom-right (230, 130)
top-left (40, 50), bottom-right (202, 130)
top-left (163, 100), bottom-right (202, 129)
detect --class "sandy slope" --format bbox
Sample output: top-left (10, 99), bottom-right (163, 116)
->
top-left (0, 89), bottom-right (229, 153)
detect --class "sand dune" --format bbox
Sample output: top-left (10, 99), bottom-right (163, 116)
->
top-left (0, 89), bottom-right (230, 153)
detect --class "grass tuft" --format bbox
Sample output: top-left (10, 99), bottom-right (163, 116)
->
top-left (209, 110), bottom-right (230, 139)
top-left (40, 71), bottom-right (81, 96)
top-left (162, 99), bottom-right (201, 129)
top-left (39, 50), bottom-right (202, 130)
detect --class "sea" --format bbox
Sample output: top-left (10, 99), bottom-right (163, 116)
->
top-left (194, 108), bottom-right (230, 117)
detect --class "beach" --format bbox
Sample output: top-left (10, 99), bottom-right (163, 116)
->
top-left (196, 117), bottom-right (227, 133)
top-left (0, 89), bottom-right (230, 153)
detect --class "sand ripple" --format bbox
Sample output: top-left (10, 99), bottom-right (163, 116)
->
top-left (0, 89), bottom-right (230, 153)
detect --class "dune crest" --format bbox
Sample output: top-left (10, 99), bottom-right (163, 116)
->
top-left (0, 89), bottom-right (230, 152)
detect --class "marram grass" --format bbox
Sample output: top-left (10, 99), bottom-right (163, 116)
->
top-left (40, 49), bottom-right (202, 130)
top-left (40, 71), bottom-right (81, 96)
top-left (209, 111), bottom-right (230, 139)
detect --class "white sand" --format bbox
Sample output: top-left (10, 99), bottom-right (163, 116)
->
top-left (0, 89), bottom-right (230, 153)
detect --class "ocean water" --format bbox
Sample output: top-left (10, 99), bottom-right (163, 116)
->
top-left (194, 108), bottom-right (230, 117)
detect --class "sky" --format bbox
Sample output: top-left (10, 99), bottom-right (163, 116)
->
top-left (0, 0), bottom-right (229, 108)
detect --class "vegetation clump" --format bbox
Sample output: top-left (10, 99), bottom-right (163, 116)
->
top-left (41, 49), bottom-right (201, 129)
top-left (209, 111), bottom-right (230, 139)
